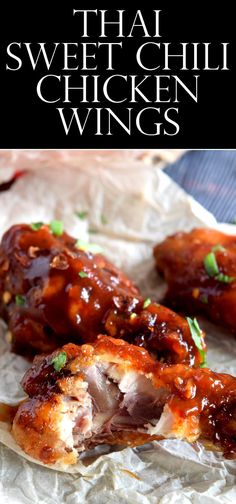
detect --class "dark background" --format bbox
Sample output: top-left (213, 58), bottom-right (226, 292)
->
top-left (0, 3), bottom-right (235, 148)
top-left (165, 150), bottom-right (236, 223)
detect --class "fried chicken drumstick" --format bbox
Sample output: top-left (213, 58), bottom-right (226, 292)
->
top-left (12, 336), bottom-right (236, 465)
top-left (0, 224), bottom-right (204, 366)
top-left (154, 228), bottom-right (236, 333)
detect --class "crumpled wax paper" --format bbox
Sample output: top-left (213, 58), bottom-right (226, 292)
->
top-left (0, 151), bottom-right (235, 504)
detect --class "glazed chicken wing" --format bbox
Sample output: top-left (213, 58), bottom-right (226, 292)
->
top-left (13, 336), bottom-right (236, 465)
top-left (0, 224), bottom-right (204, 366)
top-left (154, 228), bottom-right (236, 333)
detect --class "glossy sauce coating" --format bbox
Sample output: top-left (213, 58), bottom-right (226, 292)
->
top-left (154, 228), bottom-right (236, 333)
top-left (0, 224), bottom-right (203, 365)
top-left (13, 336), bottom-right (236, 464)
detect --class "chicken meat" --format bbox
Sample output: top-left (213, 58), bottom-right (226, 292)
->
top-left (13, 336), bottom-right (236, 465)
top-left (0, 223), bottom-right (204, 366)
top-left (154, 228), bottom-right (236, 333)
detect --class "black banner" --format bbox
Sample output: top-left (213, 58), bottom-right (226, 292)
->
top-left (0, 3), bottom-right (235, 148)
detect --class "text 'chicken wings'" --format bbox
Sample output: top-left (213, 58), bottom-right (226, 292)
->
top-left (154, 228), bottom-right (236, 333)
top-left (13, 336), bottom-right (236, 465)
top-left (0, 224), bottom-right (204, 366)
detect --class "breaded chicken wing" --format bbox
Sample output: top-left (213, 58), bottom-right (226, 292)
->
top-left (154, 228), bottom-right (236, 333)
top-left (13, 336), bottom-right (236, 465)
top-left (0, 224), bottom-right (204, 365)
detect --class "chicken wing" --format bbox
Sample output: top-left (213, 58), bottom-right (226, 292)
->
top-left (154, 228), bottom-right (236, 333)
top-left (12, 336), bottom-right (236, 465)
top-left (0, 223), bottom-right (204, 365)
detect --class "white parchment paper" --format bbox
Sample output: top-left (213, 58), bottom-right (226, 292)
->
top-left (0, 151), bottom-right (235, 504)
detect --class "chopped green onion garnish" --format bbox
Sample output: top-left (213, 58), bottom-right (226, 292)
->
top-left (212, 244), bottom-right (226, 253)
top-left (31, 222), bottom-right (44, 231)
top-left (143, 298), bottom-right (151, 309)
top-left (50, 220), bottom-right (64, 237)
top-left (215, 273), bottom-right (235, 284)
top-left (75, 211), bottom-right (88, 220)
top-left (51, 351), bottom-right (67, 372)
top-left (187, 317), bottom-right (206, 366)
top-left (15, 295), bottom-right (26, 306)
top-left (78, 271), bottom-right (88, 279)
top-left (204, 246), bottom-right (234, 284)
top-left (89, 228), bottom-right (98, 234)
top-left (101, 215), bottom-right (108, 225)
top-left (204, 252), bottom-right (219, 277)
top-left (76, 239), bottom-right (103, 254)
